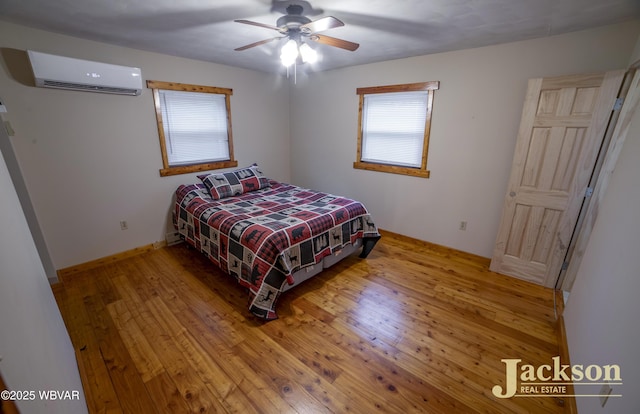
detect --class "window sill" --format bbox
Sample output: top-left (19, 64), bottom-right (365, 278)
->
top-left (160, 160), bottom-right (238, 177)
top-left (353, 161), bottom-right (430, 178)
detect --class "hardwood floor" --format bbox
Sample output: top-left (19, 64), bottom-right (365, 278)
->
top-left (53, 230), bottom-right (568, 413)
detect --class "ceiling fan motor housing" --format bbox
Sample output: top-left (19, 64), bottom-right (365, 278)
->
top-left (277, 6), bottom-right (312, 31)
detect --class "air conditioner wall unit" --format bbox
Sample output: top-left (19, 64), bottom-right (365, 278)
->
top-left (27, 50), bottom-right (143, 96)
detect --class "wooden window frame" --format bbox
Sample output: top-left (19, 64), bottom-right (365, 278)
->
top-left (354, 81), bottom-right (439, 178)
top-left (147, 80), bottom-right (238, 177)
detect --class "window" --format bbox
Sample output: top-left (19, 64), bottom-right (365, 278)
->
top-left (147, 80), bottom-right (238, 176)
top-left (354, 81), bottom-right (439, 178)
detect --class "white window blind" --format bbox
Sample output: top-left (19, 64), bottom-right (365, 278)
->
top-left (159, 89), bottom-right (230, 166)
top-left (361, 91), bottom-right (428, 168)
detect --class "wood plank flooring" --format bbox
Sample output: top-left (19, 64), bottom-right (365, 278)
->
top-left (53, 230), bottom-right (568, 413)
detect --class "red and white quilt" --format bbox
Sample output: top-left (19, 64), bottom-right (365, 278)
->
top-left (174, 180), bottom-right (380, 319)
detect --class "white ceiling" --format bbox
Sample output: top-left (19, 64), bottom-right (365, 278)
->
top-left (1, 0), bottom-right (639, 74)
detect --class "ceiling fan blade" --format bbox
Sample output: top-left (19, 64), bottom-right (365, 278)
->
top-left (234, 37), bottom-right (281, 51)
top-left (234, 19), bottom-right (284, 32)
top-left (310, 34), bottom-right (359, 51)
top-left (300, 16), bottom-right (344, 33)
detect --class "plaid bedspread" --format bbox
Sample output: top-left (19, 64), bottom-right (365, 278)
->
top-left (174, 180), bottom-right (380, 319)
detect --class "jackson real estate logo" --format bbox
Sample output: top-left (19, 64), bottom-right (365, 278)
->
top-left (492, 356), bottom-right (622, 401)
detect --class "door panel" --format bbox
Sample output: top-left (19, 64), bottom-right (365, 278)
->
top-left (490, 71), bottom-right (624, 287)
top-left (560, 69), bottom-right (640, 290)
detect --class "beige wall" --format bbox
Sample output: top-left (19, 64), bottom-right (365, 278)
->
top-left (0, 22), bottom-right (291, 270)
top-left (0, 126), bottom-right (87, 413)
top-left (630, 32), bottom-right (640, 65)
top-left (290, 20), bottom-right (640, 257)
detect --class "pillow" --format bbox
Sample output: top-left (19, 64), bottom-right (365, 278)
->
top-left (198, 164), bottom-right (270, 200)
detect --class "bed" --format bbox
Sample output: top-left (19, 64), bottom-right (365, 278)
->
top-left (173, 164), bottom-right (381, 320)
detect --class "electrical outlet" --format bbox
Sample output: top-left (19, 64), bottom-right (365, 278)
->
top-left (119, 220), bottom-right (128, 230)
top-left (600, 382), bottom-right (613, 407)
top-left (459, 221), bottom-right (467, 231)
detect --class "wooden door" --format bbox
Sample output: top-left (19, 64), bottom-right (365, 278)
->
top-left (490, 71), bottom-right (624, 287)
top-left (560, 69), bottom-right (640, 290)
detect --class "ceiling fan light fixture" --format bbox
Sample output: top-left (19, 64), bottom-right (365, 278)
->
top-left (235, 3), bottom-right (358, 70)
top-left (299, 42), bottom-right (318, 64)
top-left (280, 39), bottom-right (299, 67)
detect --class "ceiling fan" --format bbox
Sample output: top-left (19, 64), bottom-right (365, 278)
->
top-left (234, 1), bottom-right (359, 67)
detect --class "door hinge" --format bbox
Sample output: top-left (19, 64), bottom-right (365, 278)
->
top-left (613, 97), bottom-right (624, 111)
top-left (561, 261), bottom-right (569, 271)
top-left (585, 187), bottom-right (594, 198)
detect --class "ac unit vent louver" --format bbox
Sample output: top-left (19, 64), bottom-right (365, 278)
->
top-left (28, 50), bottom-right (143, 96)
top-left (41, 80), bottom-right (139, 95)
